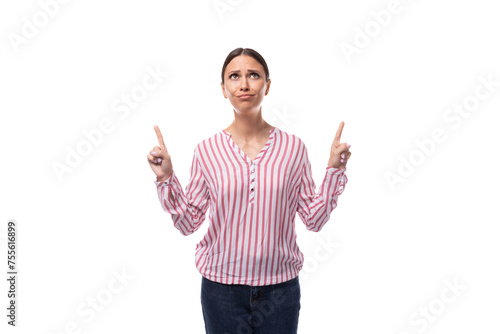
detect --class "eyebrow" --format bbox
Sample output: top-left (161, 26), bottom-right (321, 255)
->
top-left (228, 69), bottom-right (261, 75)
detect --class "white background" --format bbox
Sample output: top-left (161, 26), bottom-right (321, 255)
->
top-left (1, 0), bottom-right (499, 333)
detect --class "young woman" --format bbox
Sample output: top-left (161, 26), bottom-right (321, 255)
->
top-left (147, 47), bottom-right (351, 333)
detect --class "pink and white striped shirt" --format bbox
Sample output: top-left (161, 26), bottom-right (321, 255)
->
top-left (154, 126), bottom-right (348, 286)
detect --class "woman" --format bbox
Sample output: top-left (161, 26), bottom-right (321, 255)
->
top-left (147, 47), bottom-right (351, 333)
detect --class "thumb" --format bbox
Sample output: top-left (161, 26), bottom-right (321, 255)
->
top-left (334, 143), bottom-right (350, 155)
top-left (151, 149), bottom-right (167, 159)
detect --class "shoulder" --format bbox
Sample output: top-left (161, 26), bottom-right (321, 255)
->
top-left (193, 130), bottom-right (227, 156)
top-left (275, 127), bottom-right (307, 149)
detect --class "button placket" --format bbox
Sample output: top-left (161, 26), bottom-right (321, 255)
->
top-left (249, 162), bottom-right (255, 203)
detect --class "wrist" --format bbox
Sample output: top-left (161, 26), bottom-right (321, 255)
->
top-left (328, 164), bottom-right (345, 170)
top-left (157, 172), bottom-right (173, 183)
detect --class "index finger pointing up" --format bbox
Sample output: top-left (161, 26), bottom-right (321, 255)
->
top-left (154, 125), bottom-right (166, 150)
top-left (334, 121), bottom-right (345, 146)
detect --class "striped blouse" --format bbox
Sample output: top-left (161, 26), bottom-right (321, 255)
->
top-left (154, 126), bottom-right (348, 286)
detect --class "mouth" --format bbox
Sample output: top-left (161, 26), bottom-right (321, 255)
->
top-left (237, 94), bottom-right (254, 99)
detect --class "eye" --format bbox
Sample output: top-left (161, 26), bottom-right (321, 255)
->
top-left (229, 72), bottom-right (260, 79)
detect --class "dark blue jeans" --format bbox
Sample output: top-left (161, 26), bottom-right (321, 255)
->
top-left (200, 276), bottom-right (301, 334)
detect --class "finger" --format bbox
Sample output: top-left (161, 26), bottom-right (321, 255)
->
top-left (342, 150), bottom-right (351, 161)
top-left (150, 146), bottom-right (165, 158)
top-left (335, 142), bottom-right (350, 154)
top-left (148, 147), bottom-right (165, 162)
top-left (151, 145), bottom-right (162, 153)
top-left (333, 121), bottom-right (345, 146)
top-left (344, 152), bottom-right (351, 164)
top-left (154, 125), bottom-right (166, 150)
top-left (147, 154), bottom-right (159, 164)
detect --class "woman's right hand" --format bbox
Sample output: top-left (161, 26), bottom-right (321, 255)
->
top-left (147, 125), bottom-right (173, 182)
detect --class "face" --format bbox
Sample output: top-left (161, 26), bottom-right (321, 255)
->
top-left (221, 55), bottom-right (270, 113)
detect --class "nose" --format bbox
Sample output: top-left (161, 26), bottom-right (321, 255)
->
top-left (240, 76), bottom-right (249, 91)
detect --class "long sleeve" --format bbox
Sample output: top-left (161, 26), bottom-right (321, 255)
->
top-left (154, 146), bottom-right (210, 236)
top-left (296, 146), bottom-right (348, 232)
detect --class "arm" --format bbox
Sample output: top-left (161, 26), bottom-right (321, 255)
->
top-left (296, 145), bottom-right (348, 232)
top-left (154, 147), bottom-right (210, 236)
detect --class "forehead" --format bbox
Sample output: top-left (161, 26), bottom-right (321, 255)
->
top-left (225, 55), bottom-right (263, 72)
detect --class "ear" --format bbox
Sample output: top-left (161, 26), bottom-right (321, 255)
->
top-left (221, 82), bottom-right (227, 99)
top-left (265, 78), bottom-right (271, 95)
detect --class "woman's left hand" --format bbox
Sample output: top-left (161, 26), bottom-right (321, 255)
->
top-left (328, 121), bottom-right (351, 169)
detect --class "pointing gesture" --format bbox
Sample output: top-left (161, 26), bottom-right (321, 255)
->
top-left (328, 121), bottom-right (351, 169)
top-left (147, 125), bottom-right (173, 182)
top-left (155, 125), bottom-right (166, 150)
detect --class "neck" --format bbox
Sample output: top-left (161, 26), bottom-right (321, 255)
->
top-left (227, 107), bottom-right (271, 140)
